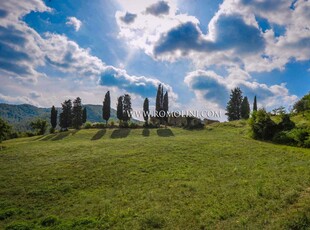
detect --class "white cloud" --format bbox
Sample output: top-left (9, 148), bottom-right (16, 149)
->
top-left (66, 16), bottom-right (82, 31)
top-left (115, 0), bottom-right (310, 73)
top-left (185, 68), bottom-right (298, 111)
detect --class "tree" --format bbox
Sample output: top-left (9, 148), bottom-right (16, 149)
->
top-left (156, 84), bottom-right (163, 119)
top-left (143, 98), bottom-right (149, 126)
top-left (117, 96), bottom-right (124, 123)
top-left (249, 109), bottom-right (277, 140)
top-left (241, 96), bottom-right (250, 119)
top-left (102, 91), bottom-right (111, 125)
top-left (30, 119), bottom-right (48, 135)
top-left (293, 92), bottom-right (310, 114)
top-left (50, 106), bottom-right (58, 130)
top-left (59, 99), bottom-right (72, 131)
top-left (0, 118), bottom-right (12, 143)
top-left (163, 91), bottom-right (169, 123)
top-left (72, 97), bottom-right (83, 129)
top-left (123, 94), bottom-right (132, 123)
top-left (253, 95), bottom-right (257, 112)
top-left (82, 107), bottom-right (87, 124)
top-left (226, 87), bottom-right (243, 121)
top-left (278, 114), bottom-right (295, 131)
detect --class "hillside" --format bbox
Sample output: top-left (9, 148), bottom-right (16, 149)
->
top-left (1, 124), bottom-right (310, 229)
top-left (0, 103), bottom-right (121, 132)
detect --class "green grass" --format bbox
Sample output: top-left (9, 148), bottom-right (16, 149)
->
top-left (1, 124), bottom-right (310, 229)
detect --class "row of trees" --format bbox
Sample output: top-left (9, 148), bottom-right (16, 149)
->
top-left (51, 97), bottom-right (87, 131)
top-left (225, 87), bottom-right (257, 121)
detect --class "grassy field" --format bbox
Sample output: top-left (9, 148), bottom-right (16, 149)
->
top-left (1, 123), bottom-right (310, 229)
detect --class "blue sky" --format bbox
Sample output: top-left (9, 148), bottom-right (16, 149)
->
top-left (0, 0), bottom-right (309, 119)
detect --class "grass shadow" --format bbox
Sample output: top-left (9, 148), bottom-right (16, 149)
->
top-left (40, 134), bottom-right (56, 141)
top-left (111, 129), bottom-right (130, 139)
top-left (142, 128), bottom-right (150, 137)
top-left (157, 128), bottom-right (174, 137)
top-left (51, 131), bottom-right (71, 141)
top-left (91, 129), bottom-right (106, 141)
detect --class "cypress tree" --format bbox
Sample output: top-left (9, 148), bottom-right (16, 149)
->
top-left (59, 99), bottom-right (72, 130)
top-left (102, 91), bottom-right (111, 125)
top-left (143, 98), bottom-right (149, 125)
top-left (117, 96), bottom-right (124, 123)
top-left (82, 107), bottom-right (87, 124)
top-left (163, 91), bottom-right (169, 123)
top-left (226, 87), bottom-right (243, 121)
top-left (253, 95), bottom-right (257, 112)
top-left (156, 84), bottom-right (163, 117)
top-left (123, 94), bottom-right (132, 123)
top-left (241, 96), bottom-right (250, 119)
top-left (50, 106), bottom-right (58, 129)
top-left (72, 97), bottom-right (83, 129)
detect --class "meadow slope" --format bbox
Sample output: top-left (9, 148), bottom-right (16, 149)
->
top-left (1, 123), bottom-right (310, 229)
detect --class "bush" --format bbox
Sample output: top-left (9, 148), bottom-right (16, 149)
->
top-left (249, 109), bottom-right (277, 140)
top-left (30, 119), bottom-right (48, 135)
top-left (110, 121), bottom-right (115, 128)
top-left (49, 127), bottom-right (55, 134)
top-left (278, 114), bottom-right (295, 131)
top-left (84, 121), bottom-right (92, 129)
top-left (91, 122), bottom-right (105, 129)
top-left (273, 131), bottom-right (296, 145)
top-left (129, 122), bottom-right (139, 129)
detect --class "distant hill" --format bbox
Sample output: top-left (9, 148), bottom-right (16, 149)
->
top-left (0, 103), bottom-right (137, 132)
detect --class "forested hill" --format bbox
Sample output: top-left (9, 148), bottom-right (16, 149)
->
top-left (0, 103), bottom-right (119, 131)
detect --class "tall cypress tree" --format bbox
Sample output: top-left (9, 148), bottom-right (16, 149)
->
top-left (226, 87), bottom-right (243, 121)
top-left (241, 96), bottom-right (250, 119)
top-left (72, 97), bottom-right (83, 129)
top-left (156, 84), bottom-right (163, 117)
top-left (253, 95), bottom-right (257, 112)
top-left (102, 91), bottom-right (111, 125)
top-left (143, 98), bottom-right (149, 125)
top-left (163, 91), bottom-right (169, 123)
top-left (117, 96), bottom-right (124, 123)
top-left (123, 94), bottom-right (132, 122)
top-left (82, 107), bottom-right (87, 124)
top-left (50, 105), bottom-right (58, 129)
top-left (59, 99), bottom-right (72, 130)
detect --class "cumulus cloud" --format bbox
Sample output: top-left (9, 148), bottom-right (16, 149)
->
top-left (146, 1), bottom-right (170, 16)
top-left (116, 0), bottom-right (310, 72)
top-left (185, 68), bottom-right (297, 110)
top-left (119, 12), bottom-right (137, 24)
top-left (66, 16), bottom-right (82, 31)
top-left (99, 66), bottom-right (177, 100)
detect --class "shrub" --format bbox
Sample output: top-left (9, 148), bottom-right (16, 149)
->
top-left (91, 122), bottom-right (105, 129)
top-left (49, 127), bottom-right (55, 134)
top-left (273, 131), bottom-right (296, 145)
top-left (84, 121), bottom-right (92, 129)
top-left (249, 109), bottom-right (277, 140)
top-left (278, 114), bottom-right (295, 131)
top-left (129, 122), bottom-right (139, 129)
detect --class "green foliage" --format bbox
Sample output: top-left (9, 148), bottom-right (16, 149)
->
top-left (253, 95), bottom-right (257, 112)
top-left (30, 119), bottom-right (48, 135)
top-left (72, 97), bottom-right (83, 129)
top-left (5, 222), bottom-right (31, 230)
top-left (123, 94), bottom-right (132, 122)
top-left (59, 99), bottom-right (72, 130)
top-left (143, 98), bottom-right (149, 125)
top-left (50, 105), bottom-right (57, 129)
top-left (102, 91), bottom-right (111, 125)
top-left (82, 107), bottom-right (87, 124)
top-left (117, 96), bottom-right (124, 122)
top-left (226, 87), bottom-right (243, 121)
top-left (293, 92), bottom-right (310, 113)
top-left (249, 109), bottom-right (277, 140)
top-left (0, 118), bottom-right (12, 142)
top-left (241, 96), bottom-right (250, 119)
top-left (278, 114), bottom-right (295, 131)
top-left (84, 121), bottom-right (92, 129)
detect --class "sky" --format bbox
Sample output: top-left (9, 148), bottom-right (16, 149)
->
top-left (0, 0), bottom-right (309, 120)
